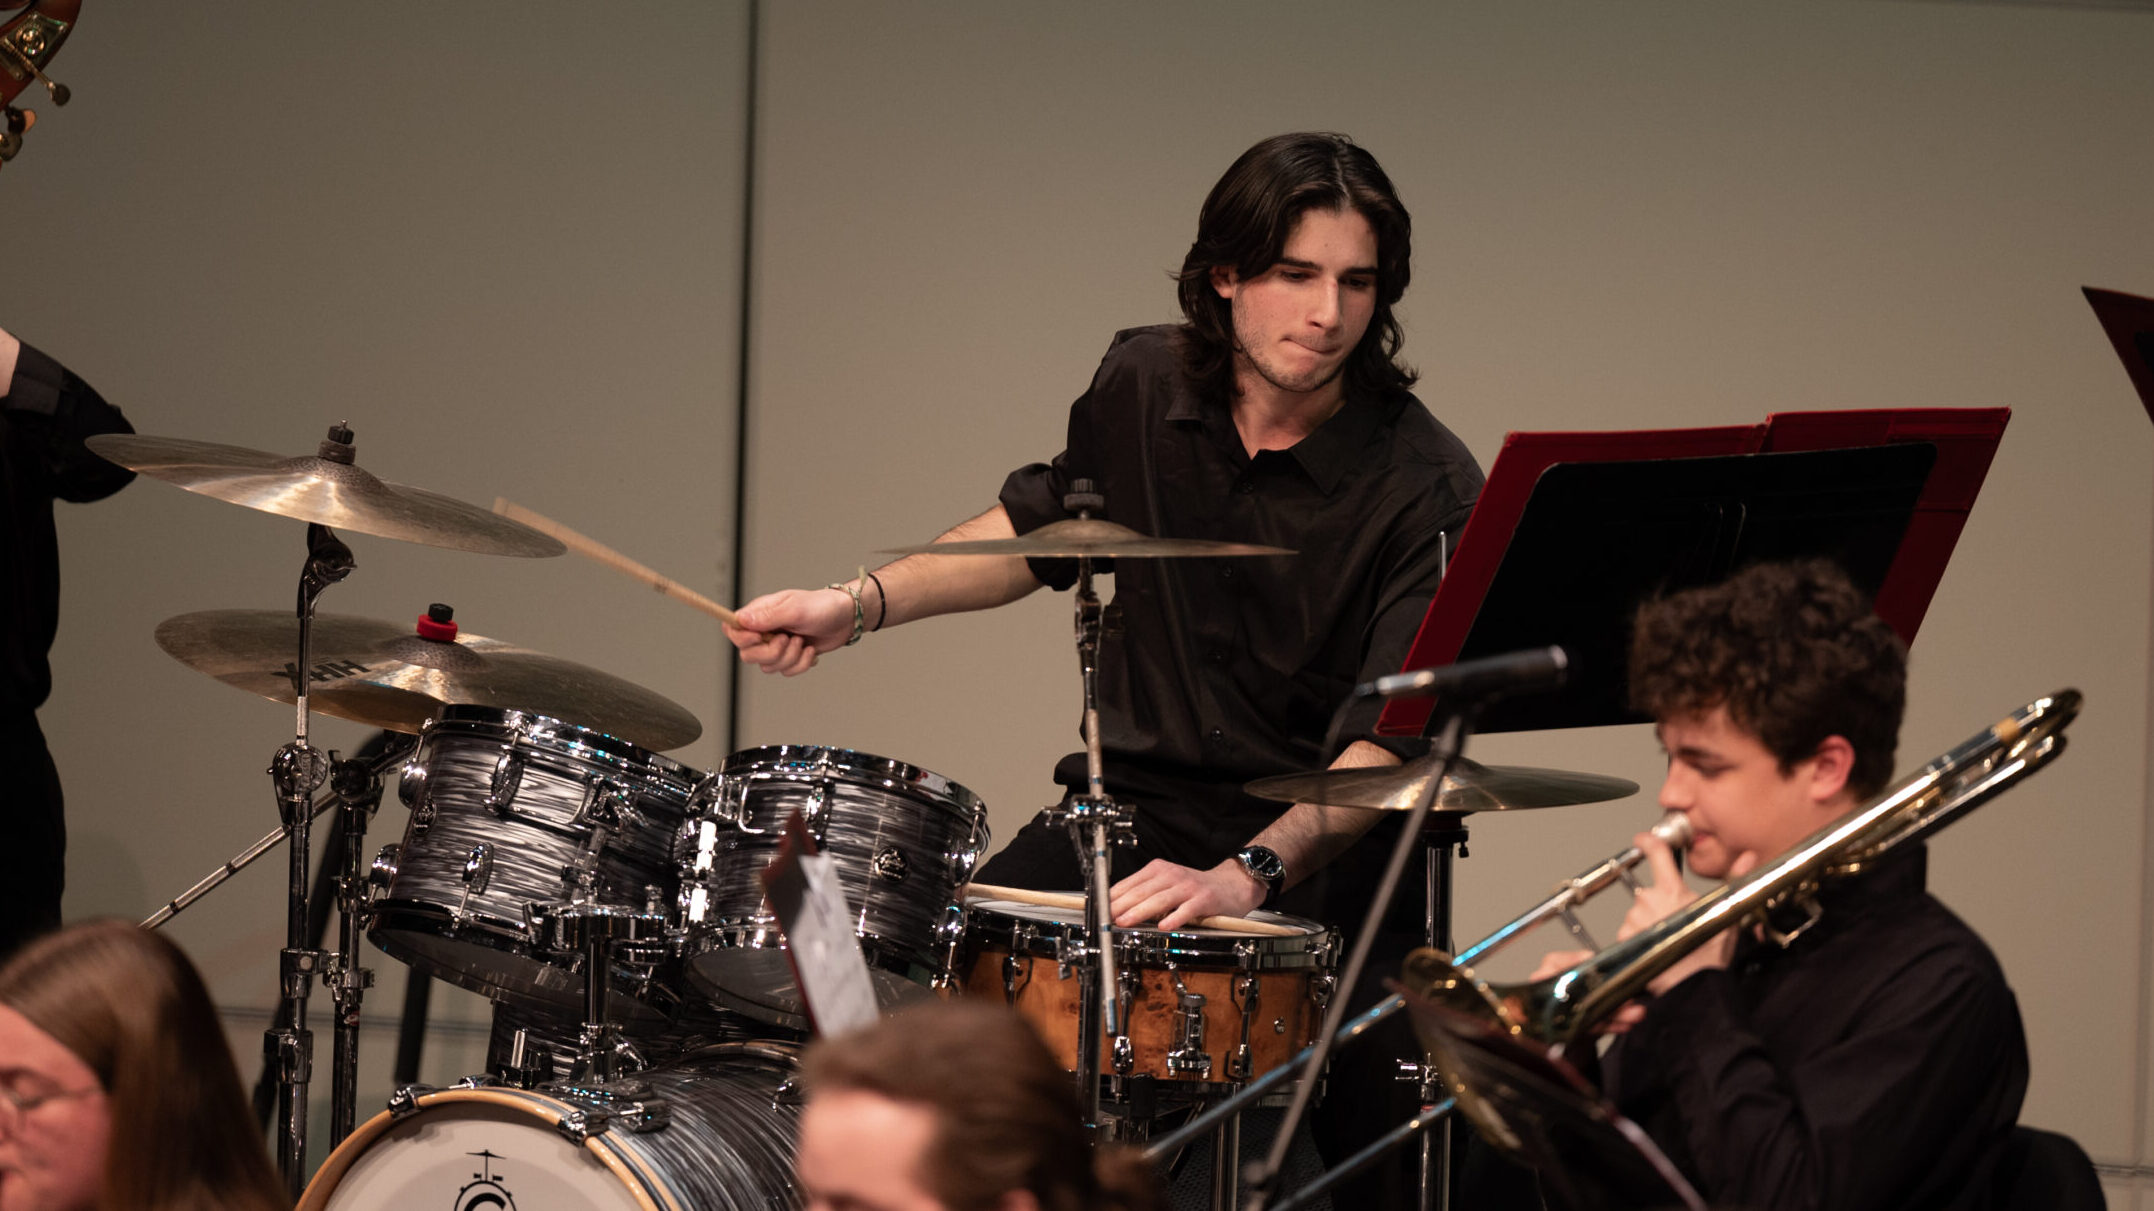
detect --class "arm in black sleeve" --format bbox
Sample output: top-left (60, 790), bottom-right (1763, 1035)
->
top-left (998, 338), bottom-right (1122, 591)
top-left (4, 340), bottom-right (136, 502)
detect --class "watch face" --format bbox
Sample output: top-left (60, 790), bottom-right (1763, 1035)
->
top-left (1242, 846), bottom-right (1284, 883)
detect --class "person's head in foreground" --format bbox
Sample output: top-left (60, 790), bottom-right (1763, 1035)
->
top-left (0, 920), bottom-right (284, 1211)
top-left (1629, 558), bottom-right (1907, 879)
top-left (798, 1000), bottom-right (1160, 1211)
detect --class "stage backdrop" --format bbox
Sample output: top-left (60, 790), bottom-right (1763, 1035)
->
top-left (14, 1), bottom-right (2154, 1195)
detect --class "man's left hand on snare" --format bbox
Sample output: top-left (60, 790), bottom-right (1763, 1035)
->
top-left (1110, 858), bottom-right (1265, 930)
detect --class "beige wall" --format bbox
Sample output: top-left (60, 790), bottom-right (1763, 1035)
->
top-left (14, 0), bottom-right (2154, 1193)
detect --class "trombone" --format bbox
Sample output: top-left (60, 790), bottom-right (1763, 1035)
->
top-left (1405, 688), bottom-right (2079, 1055)
top-left (1149, 688), bottom-right (2079, 1178)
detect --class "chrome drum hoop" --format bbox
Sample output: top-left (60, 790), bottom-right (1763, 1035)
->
top-left (673, 745), bottom-right (990, 1027)
top-left (368, 706), bottom-right (701, 1023)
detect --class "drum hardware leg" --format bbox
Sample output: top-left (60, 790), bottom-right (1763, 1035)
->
top-left (392, 968), bottom-right (434, 1086)
top-left (327, 744), bottom-right (390, 1148)
top-left (1209, 1109), bottom-right (1242, 1211)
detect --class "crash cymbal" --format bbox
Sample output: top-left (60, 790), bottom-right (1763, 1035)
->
top-left (1245, 755), bottom-right (1638, 812)
top-left (86, 429), bottom-right (565, 558)
top-left (879, 517), bottom-right (1294, 559)
top-left (155, 608), bottom-right (700, 751)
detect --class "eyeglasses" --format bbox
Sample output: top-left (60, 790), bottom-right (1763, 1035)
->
top-left (0, 1078), bottom-right (101, 1130)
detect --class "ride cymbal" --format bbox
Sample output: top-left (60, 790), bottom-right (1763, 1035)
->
top-left (87, 429), bottom-right (565, 558)
top-left (879, 517), bottom-right (1293, 559)
top-left (1245, 755), bottom-right (1639, 813)
top-left (155, 608), bottom-right (700, 751)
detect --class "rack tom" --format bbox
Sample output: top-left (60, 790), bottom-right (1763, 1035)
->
top-left (673, 745), bottom-right (989, 1026)
top-left (368, 706), bottom-right (698, 1022)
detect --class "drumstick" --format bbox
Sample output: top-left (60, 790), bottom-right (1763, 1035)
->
top-left (963, 882), bottom-right (1303, 937)
top-left (494, 498), bottom-right (741, 626)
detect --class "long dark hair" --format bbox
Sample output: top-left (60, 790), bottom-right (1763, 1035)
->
top-left (803, 1001), bottom-right (1159, 1211)
top-left (0, 921), bottom-right (287, 1211)
top-left (1175, 131), bottom-right (1416, 405)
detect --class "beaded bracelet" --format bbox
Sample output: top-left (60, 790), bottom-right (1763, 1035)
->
top-left (826, 570), bottom-right (867, 647)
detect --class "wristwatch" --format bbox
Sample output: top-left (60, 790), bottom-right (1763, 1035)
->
top-left (1235, 845), bottom-right (1286, 901)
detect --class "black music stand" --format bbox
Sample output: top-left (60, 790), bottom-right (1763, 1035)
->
top-left (1380, 411), bottom-right (2009, 741)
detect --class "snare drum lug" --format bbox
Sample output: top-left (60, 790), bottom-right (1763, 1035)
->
top-left (1001, 953), bottom-right (1027, 1004)
top-left (449, 1073), bottom-right (499, 1091)
top-left (486, 747), bottom-right (524, 815)
top-left (1112, 1033), bottom-right (1137, 1076)
top-left (1311, 972), bottom-right (1336, 1010)
top-left (1167, 971), bottom-right (1212, 1079)
top-left (1228, 972), bottom-right (1260, 1082)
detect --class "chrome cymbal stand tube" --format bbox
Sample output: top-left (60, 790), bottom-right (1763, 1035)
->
top-left (268, 515), bottom-right (355, 1195)
top-left (1043, 480), bottom-right (1133, 1132)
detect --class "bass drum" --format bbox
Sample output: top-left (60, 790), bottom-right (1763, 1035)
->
top-left (299, 1044), bottom-right (800, 1211)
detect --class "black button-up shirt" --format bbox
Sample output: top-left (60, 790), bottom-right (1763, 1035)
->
top-left (1601, 846), bottom-right (2027, 1211)
top-left (998, 326), bottom-right (1482, 919)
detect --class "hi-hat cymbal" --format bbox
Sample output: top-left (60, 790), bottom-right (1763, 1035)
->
top-left (156, 609), bottom-right (700, 751)
top-left (86, 431), bottom-right (565, 558)
top-left (1246, 755), bottom-right (1639, 813)
top-left (879, 517), bottom-right (1294, 559)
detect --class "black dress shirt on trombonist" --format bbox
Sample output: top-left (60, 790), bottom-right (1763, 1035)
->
top-left (1599, 845), bottom-right (2028, 1211)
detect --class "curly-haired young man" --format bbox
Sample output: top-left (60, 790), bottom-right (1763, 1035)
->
top-left (1551, 559), bottom-right (2028, 1211)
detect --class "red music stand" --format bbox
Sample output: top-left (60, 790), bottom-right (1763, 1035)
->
top-left (1378, 409), bottom-right (2009, 738)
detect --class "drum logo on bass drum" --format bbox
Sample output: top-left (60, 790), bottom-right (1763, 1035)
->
top-left (455, 1150), bottom-right (520, 1211)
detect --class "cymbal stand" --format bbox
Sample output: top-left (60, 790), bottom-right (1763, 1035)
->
top-left (141, 736), bottom-right (414, 931)
top-left (267, 515), bottom-right (355, 1195)
top-left (1239, 709), bottom-right (1470, 1211)
top-left (1046, 480), bottom-right (1134, 1131)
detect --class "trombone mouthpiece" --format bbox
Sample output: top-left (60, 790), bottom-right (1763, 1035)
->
top-left (1648, 812), bottom-right (1694, 849)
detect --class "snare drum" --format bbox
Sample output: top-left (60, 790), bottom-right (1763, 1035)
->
top-left (299, 1044), bottom-right (801, 1211)
top-left (673, 746), bottom-right (989, 1026)
top-left (961, 900), bottom-right (1335, 1092)
top-left (369, 706), bottom-right (700, 1022)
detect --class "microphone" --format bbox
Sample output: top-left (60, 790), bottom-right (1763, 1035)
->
top-left (1357, 645), bottom-right (1569, 703)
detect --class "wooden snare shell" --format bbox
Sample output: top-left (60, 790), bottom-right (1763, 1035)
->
top-left (960, 898), bottom-right (1336, 1091)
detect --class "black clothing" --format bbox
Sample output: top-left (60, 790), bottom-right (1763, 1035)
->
top-left (984, 324), bottom-right (1482, 920)
top-left (2, 339), bottom-right (133, 958)
top-left (1599, 847), bottom-right (2027, 1211)
top-left (979, 324), bottom-right (1481, 1207)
